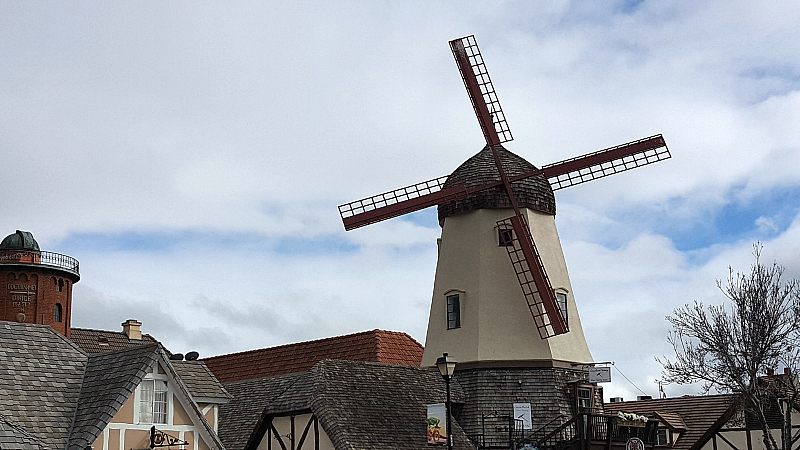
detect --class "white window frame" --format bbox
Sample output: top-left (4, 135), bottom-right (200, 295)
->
top-left (555, 288), bottom-right (569, 328)
top-left (133, 362), bottom-right (174, 425)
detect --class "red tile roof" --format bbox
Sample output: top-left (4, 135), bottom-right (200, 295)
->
top-left (202, 329), bottom-right (424, 383)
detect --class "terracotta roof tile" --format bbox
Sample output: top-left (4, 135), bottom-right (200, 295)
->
top-left (69, 328), bottom-right (160, 354)
top-left (202, 329), bottom-right (423, 383)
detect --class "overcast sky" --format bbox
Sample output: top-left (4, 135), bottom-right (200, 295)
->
top-left (3, 1), bottom-right (800, 401)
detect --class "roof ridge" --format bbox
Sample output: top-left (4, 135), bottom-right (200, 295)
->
top-left (204, 329), bottom-right (390, 360)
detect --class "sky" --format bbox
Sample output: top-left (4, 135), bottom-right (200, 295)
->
top-left (3, 1), bottom-right (800, 401)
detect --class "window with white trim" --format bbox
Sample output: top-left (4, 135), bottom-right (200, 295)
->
top-left (139, 379), bottom-right (168, 424)
top-left (556, 292), bottom-right (568, 327)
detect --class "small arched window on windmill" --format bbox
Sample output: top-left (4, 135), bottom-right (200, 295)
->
top-left (54, 303), bottom-right (63, 322)
top-left (57, 278), bottom-right (64, 292)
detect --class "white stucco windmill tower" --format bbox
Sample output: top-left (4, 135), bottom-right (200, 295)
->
top-left (338, 35), bottom-right (670, 442)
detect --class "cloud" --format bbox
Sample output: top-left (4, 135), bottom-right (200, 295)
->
top-left (3, 1), bottom-right (800, 401)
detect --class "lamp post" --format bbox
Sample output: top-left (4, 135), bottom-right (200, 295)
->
top-left (436, 352), bottom-right (457, 450)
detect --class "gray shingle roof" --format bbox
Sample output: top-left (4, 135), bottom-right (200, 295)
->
top-left (438, 145), bottom-right (556, 224)
top-left (0, 415), bottom-right (48, 450)
top-left (1, 321), bottom-right (225, 450)
top-left (0, 322), bottom-right (87, 450)
top-left (219, 359), bottom-right (474, 450)
top-left (219, 372), bottom-right (305, 450)
top-left (172, 361), bottom-right (232, 402)
top-left (68, 344), bottom-right (160, 450)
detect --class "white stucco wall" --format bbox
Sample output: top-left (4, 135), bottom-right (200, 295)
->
top-left (422, 208), bottom-right (593, 366)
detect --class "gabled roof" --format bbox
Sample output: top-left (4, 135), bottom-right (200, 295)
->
top-left (0, 321), bottom-right (87, 449)
top-left (0, 321), bottom-right (225, 450)
top-left (203, 329), bottom-right (424, 383)
top-left (68, 344), bottom-right (159, 450)
top-left (606, 395), bottom-right (737, 450)
top-left (219, 372), bottom-right (306, 450)
top-left (219, 359), bottom-right (473, 450)
top-left (69, 327), bottom-right (159, 353)
top-left (654, 411), bottom-right (688, 431)
top-left (172, 360), bottom-right (232, 402)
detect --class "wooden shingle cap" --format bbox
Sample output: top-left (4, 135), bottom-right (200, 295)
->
top-left (438, 145), bottom-right (556, 224)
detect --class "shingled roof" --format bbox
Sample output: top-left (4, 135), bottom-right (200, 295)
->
top-left (605, 395), bottom-right (737, 450)
top-left (69, 327), bottom-right (159, 353)
top-left (203, 329), bottom-right (424, 383)
top-left (438, 144), bottom-right (556, 224)
top-left (219, 359), bottom-right (474, 450)
top-left (68, 344), bottom-right (160, 450)
top-left (0, 321), bottom-right (225, 450)
top-left (0, 322), bottom-right (87, 450)
top-left (172, 360), bottom-right (232, 402)
top-left (0, 414), bottom-right (48, 450)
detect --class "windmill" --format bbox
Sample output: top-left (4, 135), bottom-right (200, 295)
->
top-left (338, 35), bottom-right (670, 345)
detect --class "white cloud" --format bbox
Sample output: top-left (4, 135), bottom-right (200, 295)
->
top-left (3, 0), bottom-right (800, 401)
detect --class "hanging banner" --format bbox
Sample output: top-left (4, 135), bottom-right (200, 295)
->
top-left (513, 403), bottom-right (532, 430)
top-left (427, 403), bottom-right (447, 445)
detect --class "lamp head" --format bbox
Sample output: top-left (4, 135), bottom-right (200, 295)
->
top-left (436, 352), bottom-right (457, 379)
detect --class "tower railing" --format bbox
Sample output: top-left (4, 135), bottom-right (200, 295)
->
top-left (0, 250), bottom-right (80, 277)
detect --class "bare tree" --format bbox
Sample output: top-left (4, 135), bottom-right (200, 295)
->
top-left (658, 245), bottom-right (800, 450)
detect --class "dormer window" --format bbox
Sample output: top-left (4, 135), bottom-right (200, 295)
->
top-left (139, 379), bottom-right (168, 424)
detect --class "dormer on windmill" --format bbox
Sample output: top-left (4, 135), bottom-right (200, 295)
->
top-left (338, 35), bottom-right (670, 368)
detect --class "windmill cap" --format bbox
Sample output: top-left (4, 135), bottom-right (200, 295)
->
top-left (0, 230), bottom-right (40, 252)
top-left (437, 145), bottom-right (555, 225)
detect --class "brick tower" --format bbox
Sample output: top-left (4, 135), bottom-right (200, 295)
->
top-left (0, 230), bottom-right (80, 337)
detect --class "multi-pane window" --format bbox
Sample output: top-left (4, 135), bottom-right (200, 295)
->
top-left (446, 294), bottom-right (461, 330)
top-left (54, 304), bottom-right (62, 322)
top-left (499, 229), bottom-right (514, 246)
top-left (577, 387), bottom-right (592, 412)
top-left (139, 380), bottom-right (168, 424)
top-left (556, 292), bottom-right (568, 328)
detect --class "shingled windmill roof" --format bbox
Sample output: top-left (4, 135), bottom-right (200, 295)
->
top-left (438, 145), bottom-right (555, 224)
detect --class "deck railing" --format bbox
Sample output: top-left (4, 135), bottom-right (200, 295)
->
top-left (0, 250), bottom-right (80, 277)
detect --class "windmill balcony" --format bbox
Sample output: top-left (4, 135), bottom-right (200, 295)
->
top-left (0, 249), bottom-right (80, 278)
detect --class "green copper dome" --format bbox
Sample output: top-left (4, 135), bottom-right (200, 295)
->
top-left (0, 230), bottom-right (40, 251)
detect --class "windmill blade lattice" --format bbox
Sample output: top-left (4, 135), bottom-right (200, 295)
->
top-left (450, 36), bottom-right (513, 145)
top-left (543, 134), bottom-right (670, 191)
top-left (498, 214), bottom-right (568, 339)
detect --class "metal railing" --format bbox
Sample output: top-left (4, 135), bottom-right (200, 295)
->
top-left (0, 250), bottom-right (80, 276)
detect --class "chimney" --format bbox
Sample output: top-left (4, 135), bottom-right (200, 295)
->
top-left (768, 368), bottom-right (775, 376)
top-left (609, 397), bottom-right (624, 403)
top-left (122, 319), bottom-right (142, 340)
top-left (637, 395), bottom-right (652, 401)
top-left (785, 368), bottom-right (791, 376)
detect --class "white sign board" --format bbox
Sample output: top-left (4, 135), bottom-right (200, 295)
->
top-left (513, 403), bottom-right (532, 430)
top-left (589, 367), bottom-right (611, 383)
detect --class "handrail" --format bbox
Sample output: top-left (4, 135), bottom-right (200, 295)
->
top-left (0, 250), bottom-right (80, 276)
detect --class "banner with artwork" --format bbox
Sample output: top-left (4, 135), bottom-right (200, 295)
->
top-left (427, 403), bottom-right (447, 445)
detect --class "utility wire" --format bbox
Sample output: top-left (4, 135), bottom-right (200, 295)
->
top-left (613, 365), bottom-right (648, 396)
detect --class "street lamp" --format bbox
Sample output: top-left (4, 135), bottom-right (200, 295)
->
top-left (436, 353), bottom-right (457, 450)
